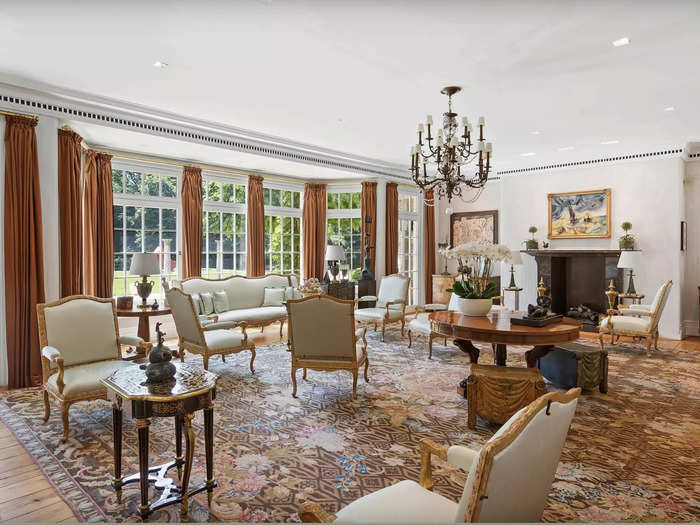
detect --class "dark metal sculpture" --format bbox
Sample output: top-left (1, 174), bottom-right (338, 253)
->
top-left (360, 215), bottom-right (374, 281)
top-left (140, 322), bottom-right (176, 383)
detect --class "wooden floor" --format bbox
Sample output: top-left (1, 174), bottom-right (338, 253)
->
top-left (0, 329), bottom-right (698, 523)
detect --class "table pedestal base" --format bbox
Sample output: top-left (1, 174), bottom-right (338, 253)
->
top-left (454, 340), bottom-right (507, 366)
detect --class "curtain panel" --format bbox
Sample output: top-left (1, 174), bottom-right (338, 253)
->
top-left (246, 175), bottom-right (265, 277)
top-left (4, 115), bottom-right (45, 388)
top-left (424, 189), bottom-right (436, 303)
top-left (360, 181), bottom-right (377, 277)
top-left (302, 183), bottom-right (327, 280)
top-left (385, 182), bottom-right (399, 275)
top-left (58, 129), bottom-right (83, 297)
top-left (83, 151), bottom-right (114, 298)
top-left (181, 166), bottom-right (203, 279)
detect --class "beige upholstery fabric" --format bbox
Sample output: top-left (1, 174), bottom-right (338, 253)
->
top-left (119, 335), bottom-right (144, 347)
top-left (599, 316), bottom-right (651, 331)
top-left (203, 330), bottom-right (246, 350)
top-left (190, 293), bottom-right (202, 315)
top-left (46, 360), bottom-right (133, 396)
top-left (213, 291), bottom-right (229, 313)
top-left (446, 445), bottom-right (479, 471)
top-left (295, 345), bottom-right (366, 367)
top-left (200, 292), bottom-right (215, 315)
top-left (650, 281), bottom-right (672, 331)
top-left (42, 298), bottom-right (119, 366)
top-left (263, 287), bottom-right (286, 306)
top-left (217, 306), bottom-right (287, 324)
top-left (408, 313), bottom-right (431, 335)
top-left (166, 289), bottom-right (204, 346)
top-left (355, 307), bottom-right (404, 322)
top-left (288, 297), bottom-right (355, 359)
top-left (335, 480), bottom-right (457, 523)
top-left (182, 274), bottom-right (291, 310)
top-left (376, 274), bottom-right (409, 307)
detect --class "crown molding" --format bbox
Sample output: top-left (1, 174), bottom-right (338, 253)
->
top-left (0, 77), bottom-right (410, 180)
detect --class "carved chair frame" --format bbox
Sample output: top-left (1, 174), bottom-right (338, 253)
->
top-left (354, 273), bottom-right (411, 342)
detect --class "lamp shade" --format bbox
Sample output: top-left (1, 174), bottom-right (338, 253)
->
top-left (325, 245), bottom-right (346, 261)
top-left (129, 253), bottom-right (161, 276)
top-left (617, 250), bottom-right (640, 269)
top-left (510, 250), bottom-right (523, 265)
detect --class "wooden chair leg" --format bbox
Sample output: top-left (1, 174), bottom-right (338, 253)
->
top-left (599, 333), bottom-right (605, 352)
top-left (221, 354), bottom-right (226, 362)
top-left (249, 348), bottom-right (256, 373)
top-left (381, 324), bottom-right (385, 342)
top-left (646, 336), bottom-right (653, 357)
top-left (280, 320), bottom-right (284, 337)
top-left (408, 330), bottom-right (413, 348)
top-left (428, 334), bottom-right (434, 360)
top-left (203, 355), bottom-right (209, 370)
top-left (61, 402), bottom-right (70, 442)
top-left (352, 370), bottom-right (358, 400)
top-left (180, 348), bottom-right (185, 362)
top-left (444, 337), bottom-right (447, 346)
top-left (364, 357), bottom-right (370, 382)
top-left (303, 368), bottom-right (307, 380)
top-left (654, 330), bottom-right (660, 351)
top-left (401, 320), bottom-right (405, 336)
top-left (42, 390), bottom-right (50, 422)
top-left (291, 367), bottom-right (298, 398)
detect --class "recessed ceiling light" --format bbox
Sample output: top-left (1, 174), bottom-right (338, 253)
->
top-left (612, 37), bottom-right (630, 47)
top-left (664, 106), bottom-right (675, 112)
top-left (153, 61), bottom-right (168, 69)
top-left (520, 152), bottom-right (536, 157)
top-left (531, 130), bottom-right (541, 135)
top-left (557, 146), bottom-right (574, 151)
top-left (601, 140), bottom-right (619, 145)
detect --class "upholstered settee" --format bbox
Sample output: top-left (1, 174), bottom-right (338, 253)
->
top-left (180, 274), bottom-right (298, 334)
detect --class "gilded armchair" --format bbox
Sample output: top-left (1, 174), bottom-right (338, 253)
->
top-left (599, 280), bottom-right (672, 357)
top-left (299, 388), bottom-right (580, 523)
top-left (37, 295), bottom-right (149, 441)
top-left (286, 295), bottom-right (369, 399)
top-left (354, 273), bottom-right (410, 341)
top-left (166, 288), bottom-right (256, 371)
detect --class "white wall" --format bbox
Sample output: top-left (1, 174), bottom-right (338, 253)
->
top-left (36, 117), bottom-right (60, 303)
top-left (437, 156), bottom-right (685, 339)
top-left (683, 161), bottom-right (700, 335)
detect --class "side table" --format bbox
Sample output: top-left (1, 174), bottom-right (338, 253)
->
top-left (618, 293), bottom-right (645, 307)
top-left (326, 281), bottom-right (356, 301)
top-left (102, 363), bottom-right (218, 519)
top-left (115, 298), bottom-right (171, 347)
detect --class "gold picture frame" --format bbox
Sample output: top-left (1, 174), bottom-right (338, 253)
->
top-left (548, 188), bottom-right (611, 239)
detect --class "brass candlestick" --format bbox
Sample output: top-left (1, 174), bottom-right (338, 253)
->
top-left (605, 280), bottom-right (619, 313)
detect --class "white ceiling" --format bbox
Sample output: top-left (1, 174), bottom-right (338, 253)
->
top-left (0, 0), bottom-right (698, 176)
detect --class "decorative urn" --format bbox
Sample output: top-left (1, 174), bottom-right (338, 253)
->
top-left (140, 322), bottom-right (176, 383)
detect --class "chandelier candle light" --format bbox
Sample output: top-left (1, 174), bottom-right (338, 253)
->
top-left (411, 86), bottom-right (492, 202)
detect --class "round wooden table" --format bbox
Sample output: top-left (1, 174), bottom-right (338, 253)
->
top-left (429, 311), bottom-right (581, 367)
top-left (115, 299), bottom-right (171, 343)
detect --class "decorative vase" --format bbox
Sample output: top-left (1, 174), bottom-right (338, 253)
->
top-left (456, 297), bottom-right (493, 317)
top-left (619, 237), bottom-right (635, 250)
top-left (525, 239), bottom-right (539, 250)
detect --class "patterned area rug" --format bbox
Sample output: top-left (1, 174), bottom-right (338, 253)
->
top-left (1, 330), bottom-right (699, 522)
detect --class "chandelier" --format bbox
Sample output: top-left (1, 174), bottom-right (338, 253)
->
top-left (410, 86), bottom-right (492, 202)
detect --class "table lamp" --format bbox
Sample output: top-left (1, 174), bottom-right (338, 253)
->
top-left (617, 250), bottom-right (641, 294)
top-left (130, 252), bottom-right (161, 306)
top-left (325, 245), bottom-right (346, 281)
top-left (507, 250), bottom-right (523, 288)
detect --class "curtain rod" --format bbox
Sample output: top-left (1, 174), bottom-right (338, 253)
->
top-left (0, 109), bottom-right (39, 120)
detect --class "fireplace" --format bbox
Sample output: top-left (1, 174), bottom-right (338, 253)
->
top-left (524, 249), bottom-right (623, 331)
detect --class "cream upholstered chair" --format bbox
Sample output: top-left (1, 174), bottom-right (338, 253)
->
top-left (37, 296), bottom-right (148, 442)
top-left (355, 273), bottom-right (410, 341)
top-left (166, 288), bottom-right (256, 371)
top-left (599, 280), bottom-right (672, 357)
top-left (299, 388), bottom-right (580, 523)
top-left (407, 294), bottom-right (507, 358)
top-left (286, 295), bottom-right (369, 399)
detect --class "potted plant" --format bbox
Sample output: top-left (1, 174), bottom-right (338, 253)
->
top-left (524, 226), bottom-right (539, 250)
top-left (619, 221), bottom-right (635, 250)
top-left (441, 241), bottom-right (512, 316)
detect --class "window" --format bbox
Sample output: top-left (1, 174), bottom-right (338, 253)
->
top-left (201, 176), bottom-right (247, 278)
top-left (398, 193), bottom-right (419, 305)
top-left (264, 185), bottom-right (302, 276)
top-left (112, 166), bottom-right (179, 297)
top-left (326, 189), bottom-right (362, 278)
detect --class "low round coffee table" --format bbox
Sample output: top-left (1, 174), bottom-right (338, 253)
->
top-left (429, 311), bottom-right (581, 367)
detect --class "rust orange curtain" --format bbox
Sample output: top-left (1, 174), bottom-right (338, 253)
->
top-left (83, 151), bottom-right (114, 298)
top-left (4, 115), bottom-right (45, 388)
top-left (385, 182), bottom-right (399, 275)
top-left (246, 175), bottom-right (265, 277)
top-left (58, 129), bottom-right (83, 297)
top-left (302, 183), bottom-right (327, 280)
top-left (424, 189), bottom-right (436, 303)
top-left (360, 181), bottom-right (377, 277)
top-left (181, 166), bottom-right (203, 279)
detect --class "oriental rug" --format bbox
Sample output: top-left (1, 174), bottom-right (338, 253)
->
top-left (0, 330), bottom-right (698, 522)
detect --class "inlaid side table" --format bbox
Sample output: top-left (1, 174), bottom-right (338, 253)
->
top-left (102, 363), bottom-right (219, 519)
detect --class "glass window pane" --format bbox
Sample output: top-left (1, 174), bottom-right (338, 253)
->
top-left (126, 206), bottom-right (141, 229)
top-left (236, 214), bottom-right (246, 233)
top-left (283, 235), bottom-right (291, 252)
top-left (223, 233), bottom-right (234, 251)
top-left (283, 216), bottom-right (292, 234)
top-left (208, 181), bottom-right (220, 201)
top-left (282, 190), bottom-right (292, 207)
top-left (114, 254), bottom-right (124, 272)
top-left (236, 185), bottom-right (245, 204)
top-left (327, 193), bottom-right (338, 210)
top-left (293, 217), bottom-right (300, 234)
top-left (271, 189), bottom-right (281, 207)
top-left (126, 230), bottom-right (141, 252)
top-left (236, 234), bottom-right (246, 252)
top-left (236, 254), bottom-right (246, 272)
top-left (271, 215), bottom-right (281, 234)
top-left (112, 170), bottom-right (123, 194)
top-left (144, 174), bottom-right (159, 196)
top-left (144, 208), bottom-right (159, 230)
top-left (283, 254), bottom-right (291, 271)
top-left (162, 176), bottom-right (177, 197)
top-left (208, 212), bottom-right (220, 233)
top-left (222, 183), bottom-right (234, 202)
top-left (271, 253), bottom-right (281, 270)
top-left (222, 213), bottom-right (234, 233)
top-left (339, 218), bottom-right (351, 234)
top-left (113, 205), bottom-right (124, 228)
top-left (222, 254), bottom-right (234, 272)
top-left (113, 230), bottom-right (123, 253)
top-left (263, 188), bottom-right (270, 206)
top-left (339, 193), bottom-right (351, 209)
top-left (125, 171), bottom-right (142, 194)
top-left (293, 192), bottom-right (300, 208)
top-left (351, 192), bottom-right (361, 209)
top-left (293, 235), bottom-right (300, 252)
top-left (352, 217), bottom-right (361, 234)
top-left (162, 230), bottom-right (177, 252)
top-left (209, 233), bottom-right (220, 252)
top-left (162, 208), bottom-right (176, 230)
top-left (144, 231), bottom-right (159, 252)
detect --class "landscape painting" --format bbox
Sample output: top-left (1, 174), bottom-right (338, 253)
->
top-left (548, 189), bottom-right (611, 239)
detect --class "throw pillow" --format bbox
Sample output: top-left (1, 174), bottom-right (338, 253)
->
top-left (213, 291), bottom-right (229, 313)
top-left (263, 287), bottom-right (286, 307)
top-left (200, 292), bottom-right (215, 315)
top-left (189, 293), bottom-right (202, 315)
top-left (284, 286), bottom-right (302, 301)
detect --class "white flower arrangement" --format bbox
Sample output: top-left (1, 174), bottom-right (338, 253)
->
top-left (440, 241), bottom-right (512, 299)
